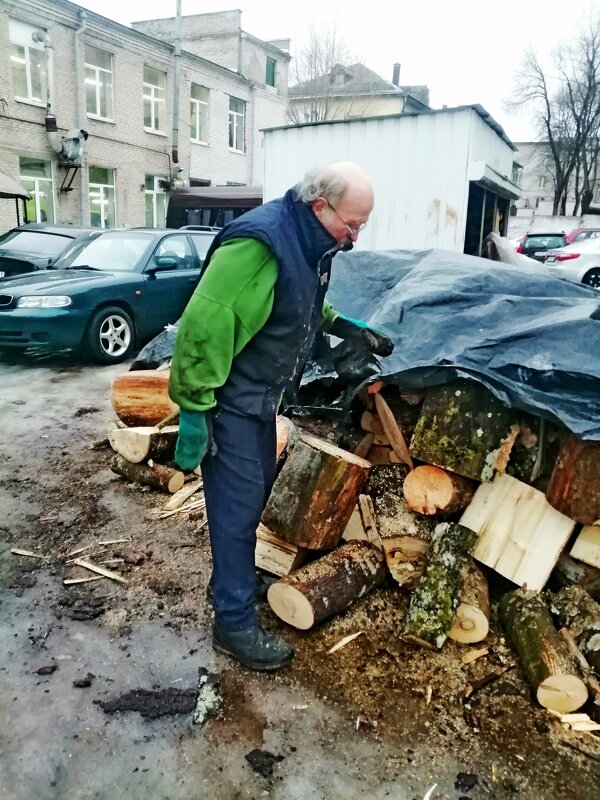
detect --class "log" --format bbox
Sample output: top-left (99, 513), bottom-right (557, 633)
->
top-left (551, 586), bottom-right (600, 674)
top-left (366, 464), bottom-right (434, 590)
top-left (267, 541), bottom-right (386, 629)
top-left (360, 410), bottom-right (384, 435)
top-left (403, 522), bottom-right (478, 649)
top-left (546, 436), bottom-right (600, 525)
top-left (111, 370), bottom-right (177, 427)
top-left (108, 424), bottom-right (179, 464)
top-left (403, 465), bottom-right (476, 517)
top-left (262, 435), bottom-right (371, 550)
top-left (353, 433), bottom-right (374, 459)
top-left (448, 562), bottom-right (490, 643)
top-left (110, 454), bottom-right (184, 493)
top-left (550, 554), bottom-right (600, 603)
top-left (409, 379), bottom-right (517, 481)
top-left (570, 525), bottom-right (600, 570)
top-left (498, 588), bottom-right (588, 713)
top-left (366, 444), bottom-right (392, 465)
top-left (373, 393), bottom-right (414, 468)
top-left (255, 524), bottom-right (307, 577)
top-left (460, 473), bottom-right (575, 591)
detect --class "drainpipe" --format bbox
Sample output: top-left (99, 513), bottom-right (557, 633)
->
top-left (171, 0), bottom-right (181, 166)
top-left (32, 32), bottom-right (62, 154)
top-left (75, 11), bottom-right (88, 224)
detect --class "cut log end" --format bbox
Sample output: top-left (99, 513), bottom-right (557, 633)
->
top-left (267, 583), bottom-right (315, 630)
top-left (537, 674), bottom-right (589, 714)
top-left (403, 465), bottom-right (475, 516)
top-left (449, 604), bottom-right (489, 643)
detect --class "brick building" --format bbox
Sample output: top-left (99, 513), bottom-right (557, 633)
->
top-left (0, 1), bottom-right (290, 231)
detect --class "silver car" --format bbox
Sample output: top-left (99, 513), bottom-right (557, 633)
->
top-left (543, 238), bottom-right (600, 288)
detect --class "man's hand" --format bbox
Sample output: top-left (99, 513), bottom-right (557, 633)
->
top-left (329, 315), bottom-right (394, 357)
top-left (175, 410), bottom-right (209, 471)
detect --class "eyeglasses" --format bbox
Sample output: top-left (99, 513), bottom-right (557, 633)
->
top-left (327, 201), bottom-right (368, 236)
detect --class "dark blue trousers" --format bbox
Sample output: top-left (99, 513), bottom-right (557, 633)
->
top-left (201, 408), bottom-right (277, 631)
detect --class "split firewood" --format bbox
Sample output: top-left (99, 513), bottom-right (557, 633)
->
top-left (551, 586), bottom-right (600, 675)
top-left (108, 424), bottom-right (179, 464)
top-left (367, 464), bottom-right (434, 590)
top-left (255, 524), bottom-right (307, 577)
top-left (550, 554), bottom-right (600, 603)
top-left (366, 444), bottom-right (393, 465)
top-left (72, 558), bottom-right (128, 584)
top-left (570, 525), bottom-right (600, 570)
top-left (448, 562), bottom-right (490, 644)
top-left (276, 415), bottom-right (298, 467)
top-left (111, 369), bottom-right (177, 427)
top-left (110, 454), bottom-right (184, 493)
top-left (357, 495), bottom-right (382, 549)
top-left (498, 588), bottom-right (588, 713)
top-left (163, 478), bottom-right (203, 512)
top-left (262, 435), bottom-right (371, 550)
top-left (403, 465), bottom-right (476, 517)
top-left (267, 541), bottom-right (386, 629)
top-left (506, 416), bottom-right (546, 484)
top-left (403, 522), bottom-right (478, 649)
top-left (360, 410), bottom-right (384, 435)
top-left (373, 393), bottom-right (413, 468)
top-left (409, 379), bottom-right (517, 481)
top-left (372, 433), bottom-right (391, 446)
top-left (546, 436), bottom-right (600, 526)
top-left (353, 433), bottom-right (374, 459)
top-left (460, 473), bottom-right (575, 591)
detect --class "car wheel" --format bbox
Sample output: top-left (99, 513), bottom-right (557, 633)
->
top-left (84, 306), bottom-right (135, 364)
top-left (582, 269), bottom-right (600, 289)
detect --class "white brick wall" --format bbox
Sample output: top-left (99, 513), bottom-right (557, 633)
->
top-left (0, 0), bottom-right (288, 232)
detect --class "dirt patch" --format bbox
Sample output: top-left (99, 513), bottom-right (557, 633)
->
top-left (208, 671), bottom-right (267, 746)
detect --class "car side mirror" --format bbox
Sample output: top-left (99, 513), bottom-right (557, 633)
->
top-left (149, 256), bottom-right (178, 272)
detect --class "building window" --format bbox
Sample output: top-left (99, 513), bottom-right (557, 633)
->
top-left (266, 57), bottom-right (276, 87)
top-left (89, 166), bottom-right (116, 228)
top-left (228, 97), bottom-right (245, 152)
top-left (9, 19), bottom-right (46, 105)
top-left (85, 45), bottom-right (113, 120)
top-left (190, 84), bottom-right (209, 143)
top-left (145, 175), bottom-right (167, 228)
top-left (143, 66), bottom-right (166, 132)
top-left (538, 175), bottom-right (547, 189)
top-left (20, 157), bottom-right (54, 223)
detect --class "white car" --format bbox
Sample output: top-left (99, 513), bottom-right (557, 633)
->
top-left (542, 238), bottom-right (600, 288)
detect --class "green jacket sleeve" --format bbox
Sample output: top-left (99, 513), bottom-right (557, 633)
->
top-left (321, 299), bottom-right (339, 331)
top-left (169, 238), bottom-right (278, 412)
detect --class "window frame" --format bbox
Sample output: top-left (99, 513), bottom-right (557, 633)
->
top-left (144, 175), bottom-right (167, 228)
top-left (85, 45), bottom-right (114, 121)
top-left (266, 57), bottom-right (276, 87)
top-left (228, 96), bottom-right (246, 153)
top-left (143, 66), bottom-right (166, 133)
top-left (190, 84), bottom-right (209, 144)
top-left (89, 166), bottom-right (116, 229)
top-left (19, 157), bottom-right (55, 224)
top-left (9, 20), bottom-right (46, 106)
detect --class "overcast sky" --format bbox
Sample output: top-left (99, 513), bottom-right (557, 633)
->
top-left (77, 0), bottom-right (596, 142)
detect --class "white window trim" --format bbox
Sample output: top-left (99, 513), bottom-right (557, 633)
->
top-left (89, 172), bottom-right (116, 229)
top-left (190, 86), bottom-right (209, 144)
top-left (85, 56), bottom-right (113, 121)
top-left (229, 99), bottom-right (246, 153)
top-left (143, 74), bottom-right (166, 133)
top-left (11, 46), bottom-right (45, 106)
top-left (20, 166), bottom-right (55, 224)
top-left (145, 176), bottom-right (167, 228)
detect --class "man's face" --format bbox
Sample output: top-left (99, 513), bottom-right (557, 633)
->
top-left (312, 188), bottom-right (374, 247)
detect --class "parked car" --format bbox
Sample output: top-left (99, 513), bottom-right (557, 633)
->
top-left (565, 228), bottom-right (600, 244)
top-left (517, 231), bottom-right (568, 262)
top-left (0, 223), bottom-right (95, 279)
top-left (542, 238), bottom-right (600, 288)
top-left (0, 227), bottom-right (216, 363)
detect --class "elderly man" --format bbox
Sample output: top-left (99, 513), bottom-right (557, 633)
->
top-left (169, 162), bottom-right (393, 670)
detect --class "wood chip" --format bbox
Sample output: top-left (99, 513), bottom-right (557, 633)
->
top-left (98, 538), bottom-right (130, 546)
top-left (11, 549), bottom-right (50, 559)
top-left (425, 685), bottom-right (433, 706)
top-left (163, 478), bottom-right (202, 512)
top-left (327, 631), bottom-right (363, 654)
top-left (63, 576), bottom-right (106, 586)
top-left (292, 704), bottom-right (309, 710)
top-left (65, 544), bottom-right (94, 558)
top-left (72, 558), bottom-right (127, 584)
top-left (461, 647), bottom-right (490, 665)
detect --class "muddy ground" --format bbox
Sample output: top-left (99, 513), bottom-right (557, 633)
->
top-left (1, 351), bottom-right (599, 800)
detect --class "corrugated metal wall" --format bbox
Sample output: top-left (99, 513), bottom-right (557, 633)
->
top-left (263, 108), bottom-right (515, 252)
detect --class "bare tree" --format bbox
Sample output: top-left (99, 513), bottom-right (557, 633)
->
top-left (287, 23), bottom-right (360, 124)
top-left (507, 15), bottom-right (600, 215)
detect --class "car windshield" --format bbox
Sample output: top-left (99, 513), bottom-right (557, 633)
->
top-left (63, 232), bottom-right (155, 271)
top-left (0, 230), bottom-right (70, 256)
top-left (525, 235), bottom-right (565, 249)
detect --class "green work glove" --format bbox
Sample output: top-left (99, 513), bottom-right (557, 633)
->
top-left (175, 410), bottom-right (209, 471)
top-left (329, 314), bottom-right (394, 357)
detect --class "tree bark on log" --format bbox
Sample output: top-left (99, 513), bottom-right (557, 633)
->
top-left (448, 561), bottom-right (490, 643)
top-left (111, 370), bottom-right (177, 427)
top-left (108, 424), bottom-right (179, 464)
top-left (546, 436), bottom-right (600, 525)
top-left (267, 541), bottom-right (386, 629)
top-left (262, 435), bottom-right (371, 550)
top-left (551, 586), bottom-right (600, 674)
top-left (498, 588), bottom-right (588, 713)
top-left (403, 465), bottom-right (476, 517)
top-left (110, 454), bottom-right (184, 493)
top-left (409, 379), bottom-right (517, 481)
top-left (366, 464), bottom-right (433, 589)
top-left (550, 554), bottom-right (600, 603)
top-left (403, 522), bottom-right (478, 649)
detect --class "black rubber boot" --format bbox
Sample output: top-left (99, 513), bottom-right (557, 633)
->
top-left (212, 623), bottom-right (294, 671)
top-left (206, 570), bottom-right (277, 602)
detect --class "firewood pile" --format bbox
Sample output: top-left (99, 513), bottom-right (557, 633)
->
top-left (105, 367), bottom-right (600, 726)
